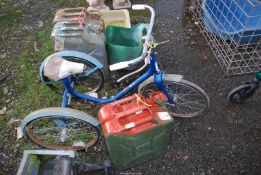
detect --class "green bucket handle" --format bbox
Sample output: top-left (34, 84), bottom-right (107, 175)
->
top-left (133, 23), bottom-right (150, 39)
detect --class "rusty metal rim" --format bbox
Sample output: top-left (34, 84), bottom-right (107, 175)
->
top-left (24, 118), bottom-right (100, 150)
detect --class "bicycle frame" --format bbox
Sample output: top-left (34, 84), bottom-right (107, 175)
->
top-left (61, 52), bottom-right (175, 107)
top-left (241, 71), bottom-right (261, 99)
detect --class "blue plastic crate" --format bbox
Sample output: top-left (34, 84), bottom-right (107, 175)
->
top-left (203, 0), bottom-right (261, 45)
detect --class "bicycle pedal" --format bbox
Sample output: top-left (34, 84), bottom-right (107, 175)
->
top-left (73, 141), bottom-right (88, 152)
top-left (54, 156), bottom-right (108, 175)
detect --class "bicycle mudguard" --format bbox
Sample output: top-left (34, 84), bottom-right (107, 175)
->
top-left (20, 107), bottom-right (100, 138)
top-left (39, 51), bottom-right (104, 83)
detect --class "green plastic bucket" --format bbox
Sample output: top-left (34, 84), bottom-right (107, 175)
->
top-left (105, 24), bottom-right (149, 65)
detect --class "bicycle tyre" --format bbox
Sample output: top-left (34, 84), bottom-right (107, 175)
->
top-left (138, 74), bottom-right (210, 118)
top-left (40, 55), bottom-right (104, 95)
top-left (21, 107), bottom-right (100, 150)
top-left (227, 84), bottom-right (252, 103)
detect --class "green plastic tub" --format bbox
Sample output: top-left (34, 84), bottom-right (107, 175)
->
top-left (105, 23), bottom-right (149, 65)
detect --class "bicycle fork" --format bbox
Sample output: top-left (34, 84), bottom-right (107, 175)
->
top-left (154, 73), bottom-right (176, 105)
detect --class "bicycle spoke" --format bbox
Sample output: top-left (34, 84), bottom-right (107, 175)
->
top-left (171, 104), bottom-right (186, 113)
top-left (176, 102), bottom-right (201, 111)
top-left (178, 100), bottom-right (206, 107)
top-left (33, 127), bottom-right (62, 135)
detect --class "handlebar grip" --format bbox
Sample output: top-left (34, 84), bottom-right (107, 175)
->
top-left (132, 5), bottom-right (146, 10)
top-left (109, 62), bottom-right (129, 71)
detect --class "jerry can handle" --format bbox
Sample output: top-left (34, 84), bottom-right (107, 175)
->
top-left (121, 115), bottom-right (155, 131)
top-left (59, 33), bottom-right (83, 37)
top-left (115, 105), bottom-right (149, 119)
top-left (110, 94), bottom-right (143, 107)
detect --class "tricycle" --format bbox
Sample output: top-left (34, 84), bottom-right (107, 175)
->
top-left (20, 5), bottom-right (210, 150)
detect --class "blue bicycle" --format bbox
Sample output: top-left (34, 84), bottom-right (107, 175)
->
top-left (21, 5), bottom-right (210, 150)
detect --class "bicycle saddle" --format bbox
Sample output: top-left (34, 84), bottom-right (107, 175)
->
top-left (44, 55), bottom-right (85, 81)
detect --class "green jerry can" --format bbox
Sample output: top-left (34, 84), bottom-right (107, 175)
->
top-left (98, 93), bottom-right (174, 170)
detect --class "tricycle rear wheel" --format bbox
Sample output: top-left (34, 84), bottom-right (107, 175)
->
top-left (21, 107), bottom-right (100, 150)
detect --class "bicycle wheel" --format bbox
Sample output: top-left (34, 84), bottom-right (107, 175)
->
top-left (138, 74), bottom-right (210, 118)
top-left (227, 84), bottom-right (252, 103)
top-left (21, 107), bottom-right (100, 150)
top-left (40, 56), bottom-right (104, 95)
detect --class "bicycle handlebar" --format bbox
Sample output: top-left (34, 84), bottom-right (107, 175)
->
top-left (132, 5), bottom-right (146, 10)
top-left (109, 62), bottom-right (130, 71)
top-left (109, 4), bottom-right (155, 71)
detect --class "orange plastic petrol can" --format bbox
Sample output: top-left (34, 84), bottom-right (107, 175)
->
top-left (98, 93), bottom-right (174, 170)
